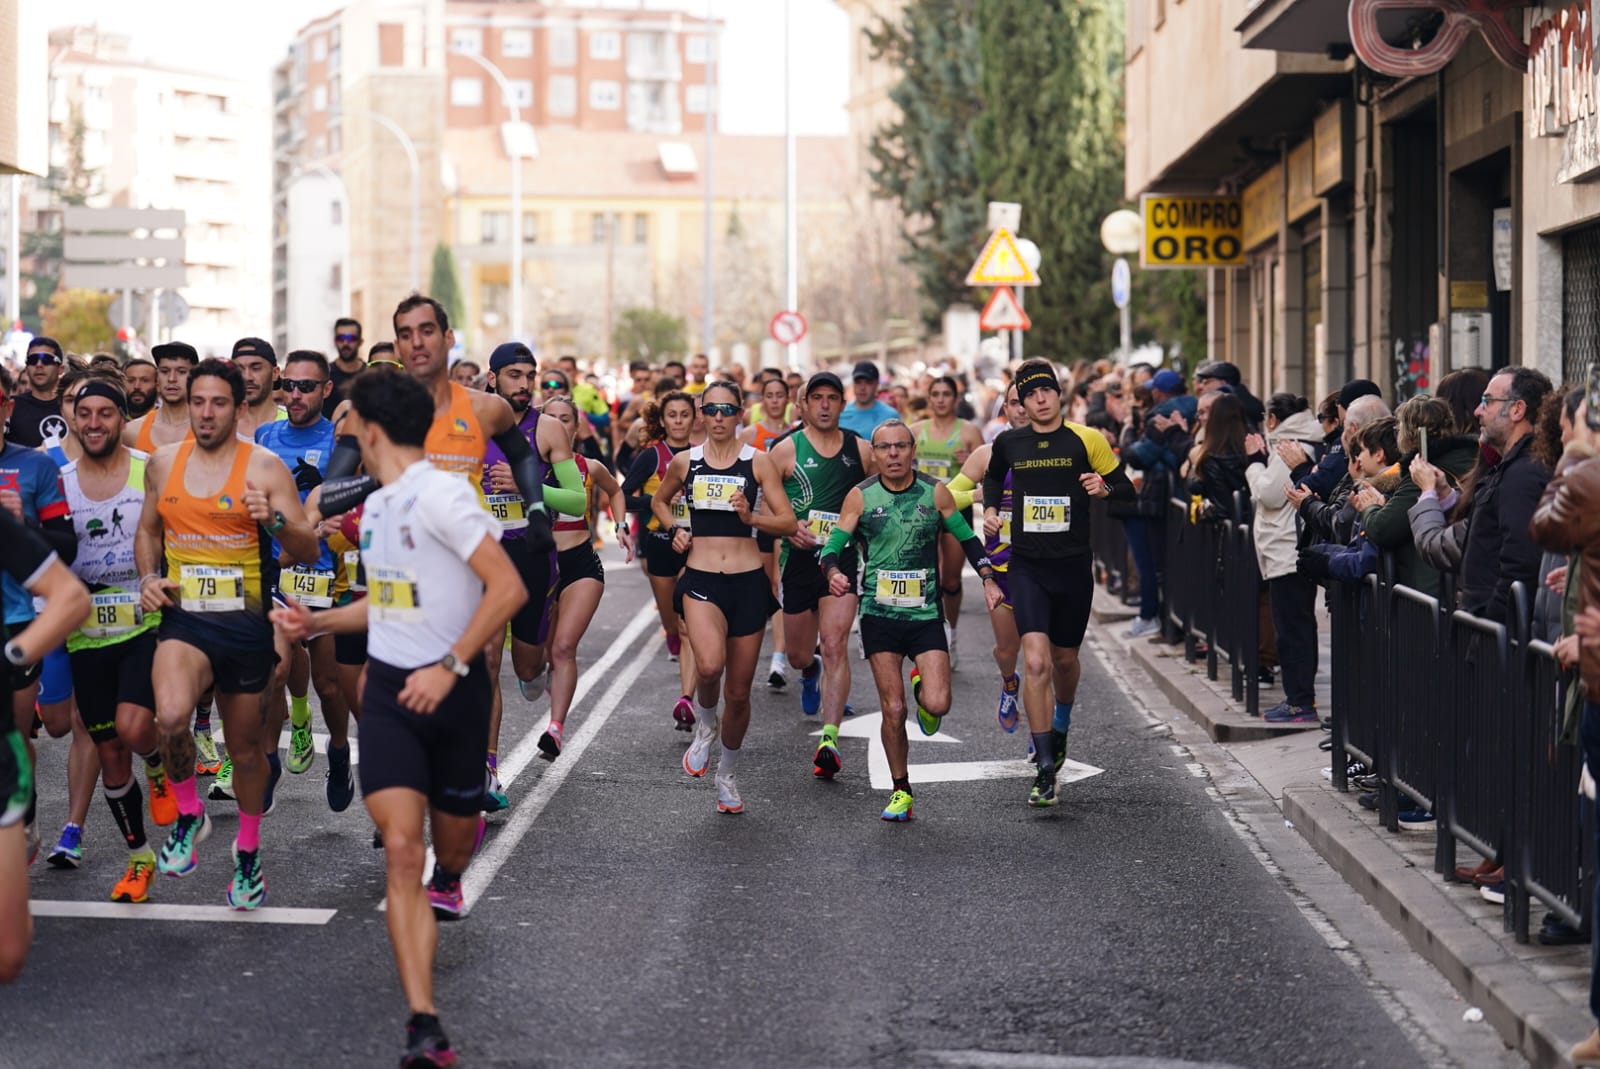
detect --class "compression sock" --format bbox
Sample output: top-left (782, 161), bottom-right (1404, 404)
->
top-left (822, 724), bottom-right (839, 745)
top-left (172, 775), bottom-right (203, 818)
top-left (290, 694), bottom-right (311, 728)
top-left (236, 813), bottom-right (261, 854)
top-left (892, 776), bottom-right (912, 796)
top-left (24, 789), bottom-right (36, 828)
top-left (104, 779), bottom-right (146, 850)
top-left (717, 744), bottom-right (739, 776)
top-left (1052, 701), bottom-right (1074, 734)
top-left (1031, 731), bottom-right (1055, 771)
top-left (137, 749), bottom-right (161, 773)
top-left (432, 864), bottom-right (462, 885)
top-left (485, 750), bottom-right (498, 774)
top-left (194, 705), bottom-right (212, 733)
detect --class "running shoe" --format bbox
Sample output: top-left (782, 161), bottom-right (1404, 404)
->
top-left (715, 770), bottom-right (743, 814)
top-left (227, 844), bottom-right (266, 911)
top-left (194, 727), bottom-right (222, 776)
top-left (812, 739), bottom-right (841, 779)
top-left (287, 718), bottom-right (315, 774)
top-left (536, 722), bottom-right (563, 762)
top-left (158, 809), bottom-right (211, 876)
top-left (1263, 702), bottom-right (1320, 724)
top-left (427, 869), bottom-right (465, 921)
top-left (1028, 766), bottom-right (1059, 808)
top-left (880, 789), bottom-right (914, 822)
top-left (110, 850), bottom-right (156, 903)
top-left (911, 669), bottom-right (939, 737)
top-left (799, 664), bottom-right (821, 716)
top-left (325, 742), bottom-right (355, 813)
top-left (767, 654), bottom-right (788, 689)
top-left (262, 754), bottom-right (283, 816)
top-left (683, 715), bottom-right (717, 778)
top-left (400, 1016), bottom-right (458, 1069)
top-left (147, 766), bottom-right (178, 826)
top-left (209, 757), bottom-right (234, 801)
top-left (517, 667), bottom-right (549, 703)
top-left (483, 767), bottom-right (509, 814)
top-left (996, 681), bottom-right (1020, 734)
top-left (665, 631), bottom-right (681, 661)
top-left (46, 823), bottom-right (83, 869)
top-left (672, 695), bottom-right (696, 732)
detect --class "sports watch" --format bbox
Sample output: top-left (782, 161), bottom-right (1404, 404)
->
top-left (438, 652), bottom-right (470, 678)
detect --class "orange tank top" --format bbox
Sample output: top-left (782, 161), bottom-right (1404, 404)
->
top-left (135, 413), bottom-right (194, 454)
top-left (425, 382), bottom-right (488, 502)
top-left (157, 440), bottom-right (271, 642)
top-left (751, 421), bottom-right (786, 452)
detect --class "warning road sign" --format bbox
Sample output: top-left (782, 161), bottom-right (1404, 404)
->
top-left (979, 287), bottom-right (1030, 332)
top-left (1139, 194), bottom-right (1245, 268)
top-left (965, 228), bottom-right (1040, 287)
top-left (769, 310), bottom-right (807, 346)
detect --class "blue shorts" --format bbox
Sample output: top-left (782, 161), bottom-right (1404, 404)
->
top-left (38, 645), bottom-right (73, 705)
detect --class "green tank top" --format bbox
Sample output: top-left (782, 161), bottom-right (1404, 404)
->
top-left (782, 430), bottom-right (865, 569)
top-left (855, 473), bottom-right (943, 621)
top-left (914, 421), bottom-right (961, 482)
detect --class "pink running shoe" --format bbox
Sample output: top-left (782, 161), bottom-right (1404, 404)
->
top-left (672, 696), bottom-right (695, 731)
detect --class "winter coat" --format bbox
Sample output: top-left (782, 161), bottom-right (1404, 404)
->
top-left (1407, 492), bottom-right (1467, 577)
top-left (1245, 410), bottom-right (1323, 580)
top-left (1460, 433), bottom-right (1551, 622)
top-left (1298, 472), bottom-right (1359, 548)
top-left (1359, 433), bottom-right (1478, 598)
top-left (1186, 452), bottom-right (1250, 524)
top-left (1299, 425), bottom-right (1347, 501)
top-left (1531, 445), bottom-right (1600, 697)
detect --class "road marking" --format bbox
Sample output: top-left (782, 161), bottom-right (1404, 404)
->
top-left (813, 711), bottom-right (1104, 789)
top-left (30, 900), bottom-right (336, 925)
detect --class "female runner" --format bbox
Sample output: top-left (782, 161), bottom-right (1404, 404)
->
top-left (909, 375), bottom-right (984, 666)
top-left (740, 373), bottom-right (796, 688)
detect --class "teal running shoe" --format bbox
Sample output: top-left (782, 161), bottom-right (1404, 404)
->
top-left (158, 809), bottom-right (211, 876)
top-left (227, 844), bottom-right (266, 910)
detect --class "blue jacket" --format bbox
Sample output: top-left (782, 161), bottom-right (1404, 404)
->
top-left (1125, 394), bottom-right (1198, 474)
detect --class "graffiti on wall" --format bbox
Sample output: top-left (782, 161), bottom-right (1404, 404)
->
top-left (1393, 337), bottom-right (1432, 399)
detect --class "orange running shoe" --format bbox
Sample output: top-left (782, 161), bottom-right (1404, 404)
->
top-left (110, 852), bottom-right (156, 903)
top-left (147, 767), bottom-right (179, 826)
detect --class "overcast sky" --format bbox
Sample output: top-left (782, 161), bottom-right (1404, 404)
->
top-left (50, 0), bottom-right (851, 135)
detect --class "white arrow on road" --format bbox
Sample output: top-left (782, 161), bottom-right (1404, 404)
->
top-left (814, 712), bottom-right (1105, 791)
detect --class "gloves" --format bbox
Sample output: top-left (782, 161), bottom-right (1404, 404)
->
top-left (1296, 550), bottom-right (1331, 581)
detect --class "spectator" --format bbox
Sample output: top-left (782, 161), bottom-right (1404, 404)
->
top-left (1117, 369), bottom-right (1193, 639)
top-left (1529, 387), bottom-right (1584, 644)
top-left (1436, 367), bottom-right (1491, 440)
top-left (1193, 359), bottom-right (1265, 428)
top-left (1186, 392), bottom-right (1250, 521)
top-left (839, 361), bottom-right (898, 438)
top-left (1290, 394), bottom-right (1392, 549)
top-left (1358, 396), bottom-right (1473, 598)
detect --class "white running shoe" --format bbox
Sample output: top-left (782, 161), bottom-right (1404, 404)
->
top-left (715, 771), bottom-right (744, 814)
top-left (518, 667), bottom-right (549, 703)
top-left (682, 715), bottom-right (717, 778)
top-left (1122, 617), bottom-right (1161, 640)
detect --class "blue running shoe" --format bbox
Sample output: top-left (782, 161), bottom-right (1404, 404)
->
top-left (46, 823), bottom-right (83, 869)
top-left (799, 664), bottom-right (821, 716)
top-left (996, 680), bottom-right (1020, 734)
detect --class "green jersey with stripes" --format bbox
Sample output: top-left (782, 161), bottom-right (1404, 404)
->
top-left (854, 473), bottom-right (943, 622)
top-left (781, 429), bottom-right (865, 570)
top-left (914, 421), bottom-right (962, 482)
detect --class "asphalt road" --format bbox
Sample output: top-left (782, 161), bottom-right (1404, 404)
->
top-left (2, 541), bottom-right (1521, 1069)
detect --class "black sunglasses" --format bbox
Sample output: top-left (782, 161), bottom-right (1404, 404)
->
top-left (335, 333), bottom-right (359, 343)
top-left (26, 353), bottom-right (61, 366)
top-left (281, 378), bottom-right (326, 394)
top-left (701, 402), bottom-right (740, 418)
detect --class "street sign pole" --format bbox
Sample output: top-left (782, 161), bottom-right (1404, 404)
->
top-left (1112, 256), bottom-right (1132, 362)
top-left (1011, 287), bottom-right (1024, 362)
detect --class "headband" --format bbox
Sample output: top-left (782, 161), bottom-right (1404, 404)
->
top-left (1015, 367), bottom-right (1061, 402)
top-left (76, 380), bottom-right (128, 415)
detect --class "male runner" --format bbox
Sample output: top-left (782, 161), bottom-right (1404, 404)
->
top-left (818, 419), bottom-right (1001, 820)
top-left (684, 352), bottom-right (710, 395)
top-left (8, 337), bottom-right (67, 449)
top-left (765, 371), bottom-right (874, 776)
top-left (124, 342), bottom-right (200, 453)
top-left (982, 359), bottom-right (1134, 807)
top-left (328, 317), bottom-right (366, 417)
top-left (271, 370), bottom-right (526, 1067)
top-left (135, 358), bottom-right (318, 908)
top-left (230, 337), bottom-right (288, 440)
top-left (121, 359), bottom-right (158, 420)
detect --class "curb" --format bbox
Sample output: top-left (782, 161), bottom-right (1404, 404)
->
top-left (1090, 585), bottom-right (1138, 624)
top-left (1282, 787), bottom-right (1594, 1068)
top-left (1122, 633), bottom-right (1316, 744)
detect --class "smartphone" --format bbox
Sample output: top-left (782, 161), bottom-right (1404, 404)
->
top-left (1419, 426), bottom-right (1429, 464)
top-left (1589, 365), bottom-right (1600, 431)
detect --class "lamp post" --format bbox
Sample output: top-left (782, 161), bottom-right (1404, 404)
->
top-left (453, 50), bottom-right (535, 342)
top-left (1011, 237), bottom-right (1042, 363)
top-left (338, 109), bottom-right (420, 290)
top-left (1100, 209), bottom-right (1143, 362)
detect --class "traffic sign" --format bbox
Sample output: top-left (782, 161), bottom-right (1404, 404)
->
top-left (814, 713), bottom-right (1104, 790)
top-left (965, 227), bottom-right (1040, 287)
top-left (979, 287), bottom-right (1031, 332)
top-left (769, 310), bottom-right (807, 346)
top-left (1139, 194), bottom-right (1245, 268)
top-left (1112, 257), bottom-right (1131, 310)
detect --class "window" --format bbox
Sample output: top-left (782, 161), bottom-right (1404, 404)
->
top-left (592, 214), bottom-right (611, 243)
top-left (633, 214), bottom-right (648, 244)
top-left (330, 263), bottom-right (342, 291)
top-left (589, 31), bottom-right (620, 60)
top-left (686, 84), bottom-right (709, 114)
top-left (312, 35), bottom-right (327, 62)
top-left (501, 29), bottom-right (532, 57)
top-left (509, 79), bottom-right (534, 109)
top-left (312, 85), bottom-right (327, 111)
top-left (451, 28), bottom-right (482, 55)
top-left (523, 213), bottom-right (539, 244)
top-left (686, 35), bottom-right (710, 64)
top-left (549, 26), bottom-right (576, 66)
top-left (589, 80), bottom-right (621, 110)
top-left (451, 77), bottom-right (484, 107)
top-left (481, 211), bottom-right (510, 245)
top-left (379, 23), bottom-right (405, 67)
top-left (548, 76), bottom-right (577, 117)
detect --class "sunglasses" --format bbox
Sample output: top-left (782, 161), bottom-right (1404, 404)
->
top-left (282, 378), bottom-right (326, 394)
top-left (335, 333), bottom-right (359, 343)
top-left (541, 380), bottom-right (566, 391)
top-left (26, 353), bottom-right (61, 366)
top-left (701, 402), bottom-right (740, 418)
top-left (370, 359), bottom-right (402, 369)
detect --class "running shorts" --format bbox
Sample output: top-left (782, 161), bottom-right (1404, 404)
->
top-left (5, 658), bottom-right (40, 694)
top-left (70, 632), bottom-right (158, 745)
top-left (557, 543), bottom-right (605, 594)
top-left (642, 531), bottom-right (688, 579)
top-left (673, 567), bottom-right (778, 638)
top-left (157, 616), bottom-right (277, 696)
top-left (1008, 555), bottom-right (1093, 649)
top-left (860, 614), bottom-right (948, 659)
top-left (781, 548), bottom-right (857, 617)
top-left (504, 537), bottom-right (558, 647)
top-left (0, 728), bottom-right (29, 829)
top-left (991, 569), bottom-right (1012, 611)
top-left (334, 625), bottom-right (368, 667)
top-left (38, 645), bottom-right (72, 704)
top-left (358, 655), bottom-right (491, 817)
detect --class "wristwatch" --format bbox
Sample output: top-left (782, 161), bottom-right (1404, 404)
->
top-left (264, 510), bottom-right (288, 534)
top-left (438, 652), bottom-right (470, 678)
top-left (4, 640), bottom-right (28, 667)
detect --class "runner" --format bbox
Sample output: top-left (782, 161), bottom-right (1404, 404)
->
top-left (269, 370), bottom-right (527, 1068)
top-left (818, 418), bottom-right (1002, 821)
top-left (651, 381), bottom-right (796, 814)
top-left (124, 342), bottom-right (199, 453)
top-left (766, 371), bottom-right (875, 777)
top-left (535, 394), bottom-right (629, 761)
top-left (8, 337), bottom-right (67, 449)
top-left (1, 509), bottom-right (89, 983)
top-left (134, 358), bottom-right (319, 908)
top-left (327, 317), bottom-right (367, 417)
top-left (741, 373), bottom-right (795, 689)
top-left (122, 358), bottom-right (158, 420)
top-left (910, 375), bottom-right (985, 668)
top-left (230, 337), bottom-right (288, 440)
top-left (621, 390), bottom-right (699, 728)
top-left (981, 359), bottom-right (1135, 807)
top-left (60, 380), bottom-right (178, 902)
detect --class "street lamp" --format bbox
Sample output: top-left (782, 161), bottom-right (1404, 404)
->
top-left (1010, 237), bottom-right (1042, 363)
top-left (453, 50), bottom-right (538, 343)
top-left (1100, 209), bottom-right (1142, 362)
top-left (337, 109), bottom-right (420, 290)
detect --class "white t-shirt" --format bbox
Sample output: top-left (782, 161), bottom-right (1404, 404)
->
top-left (360, 459), bottom-right (501, 670)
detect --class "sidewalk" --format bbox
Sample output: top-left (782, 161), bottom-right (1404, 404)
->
top-left (1098, 587), bottom-right (1597, 1068)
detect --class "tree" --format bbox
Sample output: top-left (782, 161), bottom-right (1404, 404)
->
top-left (975, 0), bottom-right (1124, 362)
top-left (613, 307), bottom-right (688, 362)
top-left (866, 0), bottom-right (986, 330)
top-left (41, 289), bottom-right (114, 354)
top-left (428, 243), bottom-right (464, 333)
top-left (24, 102), bottom-right (99, 330)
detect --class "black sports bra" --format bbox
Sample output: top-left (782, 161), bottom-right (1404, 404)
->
top-left (685, 443), bottom-right (758, 540)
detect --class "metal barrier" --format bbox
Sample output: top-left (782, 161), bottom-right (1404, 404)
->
top-left (1385, 583), bottom-right (1441, 831)
top-left (1089, 498), bottom-right (1141, 609)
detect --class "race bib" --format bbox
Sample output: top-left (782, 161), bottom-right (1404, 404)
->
top-left (485, 492), bottom-right (528, 531)
top-left (370, 565), bottom-right (422, 623)
top-left (915, 457), bottom-right (951, 480)
top-left (344, 549), bottom-right (366, 593)
top-left (284, 565), bottom-right (336, 609)
top-left (875, 569), bottom-right (926, 608)
top-left (997, 514), bottom-right (1012, 542)
top-left (807, 509), bottom-right (840, 540)
top-left (81, 591), bottom-right (142, 639)
top-left (670, 499), bottom-right (691, 529)
top-left (179, 565), bottom-right (246, 612)
top-left (1023, 495), bottom-right (1071, 534)
top-left (691, 474), bottom-right (742, 512)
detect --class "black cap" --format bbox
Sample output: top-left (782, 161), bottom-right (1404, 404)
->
top-left (27, 336), bottom-right (62, 358)
top-left (231, 337), bottom-right (277, 366)
top-left (1194, 360), bottom-right (1240, 386)
top-left (488, 342), bottom-right (536, 374)
top-left (151, 341), bottom-right (199, 364)
top-left (851, 360), bottom-right (880, 382)
top-left (1338, 378), bottom-right (1382, 410)
top-left (805, 371), bottom-right (845, 396)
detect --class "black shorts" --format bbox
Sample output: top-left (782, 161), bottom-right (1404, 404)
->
top-left (557, 543), bottom-right (605, 593)
top-left (359, 655), bottom-right (491, 818)
top-left (69, 632), bottom-right (158, 744)
top-left (1, 728), bottom-right (28, 828)
top-left (504, 536), bottom-right (557, 647)
top-left (158, 617), bottom-right (277, 696)
top-left (6, 657), bottom-right (40, 694)
top-left (674, 567), bottom-right (779, 638)
top-left (860, 614), bottom-right (947, 659)
top-left (334, 615), bottom-right (368, 667)
top-left (1008, 554), bottom-right (1093, 649)
top-left (781, 548), bottom-right (857, 617)
top-left (642, 530), bottom-right (688, 578)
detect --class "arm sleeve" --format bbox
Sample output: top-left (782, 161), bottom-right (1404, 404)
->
top-left (981, 435), bottom-right (1009, 511)
top-left (318, 474), bottom-right (380, 516)
top-left (492, 425), bottom-right (547, 512)
top-left (325, 435), bottom-right (363, 481)
top-left (941, 510), bottom-right (992, 574)
top-left (1406, 495), bottom-right (1465, 572)
top-left (817, 525), bottom-right (852, 574)
top-left (622, 450), bottom-right (658, 513)
top-left (945, 471), bottom-right (977, 512)
top-left (37, 514), bottom-right (78, 566)
top-left (0, 509), bottom-right (56, 586)
top-left (1245, 454), bottom-right (1288, 510)
top-left (543, 457), bottom-right (587, 517)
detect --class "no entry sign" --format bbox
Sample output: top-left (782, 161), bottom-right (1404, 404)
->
top-left (770, 310), bottom-right (807, 346)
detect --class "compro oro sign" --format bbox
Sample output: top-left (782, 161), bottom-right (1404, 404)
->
top-left (1139, 195), bottom-right (1245, 269)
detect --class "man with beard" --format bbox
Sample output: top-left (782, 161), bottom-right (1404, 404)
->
top-left (121, 359), bottom-right (158, 420)
top-left (327, 317), bottom-right (366, 419)
top-left (230, 337), bottom-right (287, 440)
top-left (7, 338), bottom-right (67, 449)
top-left (125, 343), bottom-right (199, 453)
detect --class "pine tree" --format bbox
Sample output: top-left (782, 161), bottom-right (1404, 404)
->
top-left (429, 243), bottom-right (465, 334)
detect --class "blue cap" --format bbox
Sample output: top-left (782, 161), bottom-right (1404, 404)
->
top-left (488, 342), bottom-right (536, 373)
top-left (1150, 369), bottom-right (1184, 394)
